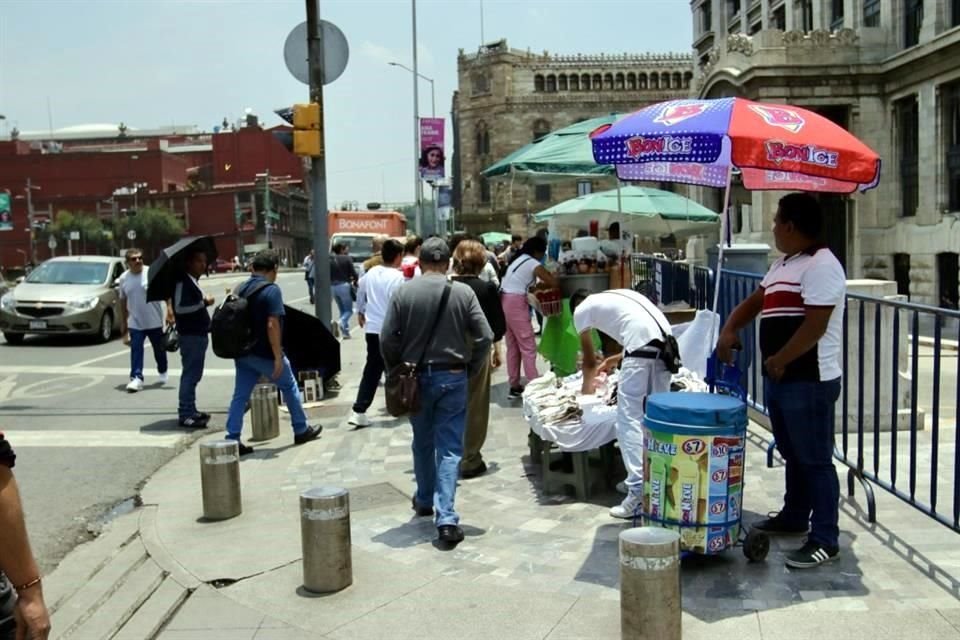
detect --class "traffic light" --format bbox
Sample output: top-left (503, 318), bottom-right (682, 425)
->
top-left (292, 103), bottom-right (322, 157)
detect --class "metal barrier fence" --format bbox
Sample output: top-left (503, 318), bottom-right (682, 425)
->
top-left (633, 255), bottom-right (960, 534)
top-left (630, 255), bottom-right (713, 309)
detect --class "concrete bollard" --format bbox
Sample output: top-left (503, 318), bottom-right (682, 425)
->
top-left (199, 440), bottom-right (242, 520)
top-left (250, 383), bottom-right (279, 441)
top-left (619, 527), bottom-right (681, 640)
top-left (300, 487), bottom-right (352, 593)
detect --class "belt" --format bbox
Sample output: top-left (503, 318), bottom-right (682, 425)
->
top-left (625, 348), bottom-right (660, 359)
top-left (420, 362), bottom-right (466, 372)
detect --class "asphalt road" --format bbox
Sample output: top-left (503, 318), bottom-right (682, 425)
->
top-left (0, 271), bottom-right (316, 573)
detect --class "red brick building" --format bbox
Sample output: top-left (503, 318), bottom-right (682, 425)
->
top-left (0, 124), bottom-right (311, 269)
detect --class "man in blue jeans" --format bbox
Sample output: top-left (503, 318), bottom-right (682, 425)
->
top-left (380, 237), bottom-right (493, 547)
top-left (329, 242), bottom-right (356, 338)
top-left (118, 248), bottom-right (168, 393)
top-left (173, 248), bottom-right (215, 428)
top-left (224, 250), bottom-right (322, 455)
top-left (718, 193), bottom-right (846, 569)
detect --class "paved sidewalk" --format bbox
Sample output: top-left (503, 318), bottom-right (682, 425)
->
top-left (45, 335), bottom-right (960, 639)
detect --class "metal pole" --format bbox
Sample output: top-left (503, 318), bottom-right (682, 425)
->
top-left (429, 77), bottom-right (435, 118)
top-left (300, 486), bottom-right (352, 593)
top-left (25, 178), bottom-right (36, 264)
top-left (199, 440), bottom-right (242, 520)
top-left (619, 527), bottom-right (681, 640)
top-left (307, 0), bottom-right (332, 329)
top-left (263, 170), bottom-right (273, 249)
top-left (411, 0), bottom-right (422, 235)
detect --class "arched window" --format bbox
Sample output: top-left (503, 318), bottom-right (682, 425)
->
top-left (570, 74), bottom-right (580, 91)
top-left (581, 73), bottom-right (591, 90)
top-left (615, 73), bottom-right (625, 90)
top-left (650, 74), bottom-right (659, 89)
top-left (627, 73), bottom-right (637, 90)
top-left (532, 118), bottom-right (551, 142)
top-left (638, 73), bottom-right (648, 89)
top-left (546, 74), bottom-right (557, 92)
top-left (683, 72), bottom-right (693, 89)
top-left (475, 122), bottom-right (490, 156)
top-left (673, 72), bottom-right (682, 89)
top-left (661, 72), bottom-right (670, 88)
top-left (534, 74), bottom-right (545, 92)
top-left (592, 73), bottom-right (602, 89)
top-left (472, 72), bottom-right (490, 95)
top-left (479, 175), bottom-right (491, 204)
top-left (482, 130), bottom-right (490, 155)
top-left (558, 74), bottom-right (568, 91)
top-left (603, 73), bottom-right (614, 90)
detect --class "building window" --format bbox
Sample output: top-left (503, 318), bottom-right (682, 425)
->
top-left (471, 72), bottom-right (490, 95)
top-left (581, 73), bottom-right (591, 90)
top-left (661, 72), bottom-right (670, 89)
top-left (650, 74), bottom-right (659, 89)
top-left (749, 20), bottom-right (762, 33)
top-left (945, 81), bottom-right (960, 212)
top-left (639, 73), bottom-right (648, 89)
top-left (577, 180), bottom-right (592, 196)
top-left (701, 2), bottom-right (713, 33)
top-left (475, 122), bottom-right (490, 156)
top-left (684, 71), bottom-right (693, 88)
top-left (592, 73), bottom-right (602, 89)
top-left (615, 73), bottom-right (625, 90)
top-left (479, 176), bottom-right (490, 204)
top-left (532, 118), bottom-right (551, 142)
top-left (672, 72), bottom-right (682, 88)
top-left (830, 0), bottom-right (844, 29)
top-left (728, 0), bottom-right (741, 18)
top-left (896, 95), bottom-right (920, 218)
top-left (953, 0), bottom-right (960, 27)
top-left (603, 74), bottom-right (614, 90)
top-left (905, 0), bottom-right (923, 47)
top-left (863, 0), bottom-right (880, 26)
top-left (570, 75), bottom-right (580, 91)
top-left (535, 184), bottom-right (551, 202)
top-left (627, 73), bottom-right (637, 90)
top-left (771, 5), bottom-right (786, 29)
top-left (546, 75), bottom-right (557, 92)
top-left (534, 74), bottom-right (544, 92)
top-left (558, 74), bottom-right (568, 91)
top-left (799, 0), bottom-right (814, 31)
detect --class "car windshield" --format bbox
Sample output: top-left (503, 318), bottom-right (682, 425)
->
top-left (334, 236), bottom-right (373, 257)
top-left (25, 261), bottom-right (109, 285)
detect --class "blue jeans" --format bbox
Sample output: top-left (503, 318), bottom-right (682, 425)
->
top-left (129, 327), bottom-right (168, 381)
top-left (352, 333), bottom-right (384, 414)
top-left (409, 369), bottom-right (468, 527)
top-left (225, 354), bottom-right (308, 439)
top-left (178, 334), bottom-right (208, 420)
top-left (765, 378), bottom-right (842, 547)
top-left (306, 276), bottom-right (315, 303)
top-left (331, 282), bottom-right (353, 336)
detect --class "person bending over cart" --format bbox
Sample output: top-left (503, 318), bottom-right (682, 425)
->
top-left (571, 288), bottom-right (679, 519)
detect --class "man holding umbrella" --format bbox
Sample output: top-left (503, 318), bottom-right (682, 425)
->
top-left (172, 247), bottom-right (215, 428)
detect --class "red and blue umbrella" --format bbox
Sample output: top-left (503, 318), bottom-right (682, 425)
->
top-left (590, 97), bottom-right (881, 194)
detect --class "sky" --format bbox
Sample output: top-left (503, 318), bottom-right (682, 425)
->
top-left (0, 0), bottom-right (692, 207)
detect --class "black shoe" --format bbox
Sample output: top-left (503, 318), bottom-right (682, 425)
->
top-left (437, 524), bottom-right (464, 546)
top-left (785, 541), bottom-right (839, 569)
top-left (197, 411), bottom-right (211, 422)
top-left (178, 414), bottom-right (209, 428)
top-left (294, 425), bottom-right (323, 445)
top-left (238, 443), bottom-right (254, 456)
top-left (507, 386), bottom-right (524, 400)
top-left (752, 512), bottom-right (808, 535)
top-left (411, 496), bottom-right (433, 517)
top-left (460, 461), bottom-right (488, 479)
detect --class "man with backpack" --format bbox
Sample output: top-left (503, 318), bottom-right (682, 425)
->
top-left (220, 251), bottom-right (322, 455)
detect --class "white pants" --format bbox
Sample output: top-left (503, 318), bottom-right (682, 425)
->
top-left (617, 357), bottom-right (671, 496)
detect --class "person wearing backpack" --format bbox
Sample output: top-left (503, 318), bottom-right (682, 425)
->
top-left (173, 247), bottom-right (215, 428)
top-left (221, 251), bottom-right (322, 455)
top-left (451, 240), bottom-right (506, 479)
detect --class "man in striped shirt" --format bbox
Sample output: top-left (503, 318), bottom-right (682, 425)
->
top-left (718, 193), bottom-right (845, 569)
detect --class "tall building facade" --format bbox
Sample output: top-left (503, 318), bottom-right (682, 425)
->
top-left (691, 0), bottom-right (960, 307)
top-left (452, 39), bottom-right (693, 234)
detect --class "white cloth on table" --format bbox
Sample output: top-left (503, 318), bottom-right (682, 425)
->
top-left (523, 372), bottom-right (620, 452)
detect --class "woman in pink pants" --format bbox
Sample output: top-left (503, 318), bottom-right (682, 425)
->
top-left (499, 237), bottom-right (558, 399)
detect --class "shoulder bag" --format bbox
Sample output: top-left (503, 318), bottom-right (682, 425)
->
top-left (385, 282), bottom-right (452, 417)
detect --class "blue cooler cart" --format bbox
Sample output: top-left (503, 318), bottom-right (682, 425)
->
top-left (640, 390), bottom-right (769, 562)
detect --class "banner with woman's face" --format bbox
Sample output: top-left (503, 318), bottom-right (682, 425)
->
top-left (419, 117), bottom-right (445, 181)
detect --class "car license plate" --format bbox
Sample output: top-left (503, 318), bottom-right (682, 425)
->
top-left (29, 320), bottom-right (47, 330)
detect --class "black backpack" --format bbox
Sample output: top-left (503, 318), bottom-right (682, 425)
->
top-left (211, 281), bottom-right (270, 359)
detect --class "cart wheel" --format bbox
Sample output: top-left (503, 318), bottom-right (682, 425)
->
top-left (743, 529), bottom-right (769, 562)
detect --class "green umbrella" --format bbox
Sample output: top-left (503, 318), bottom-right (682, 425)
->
top-left (533, 186), bottom-right (719, 236)
top-left (479, 231), bottom-right (512, 246)
top-left (483, 114), bottom-right (620, 183)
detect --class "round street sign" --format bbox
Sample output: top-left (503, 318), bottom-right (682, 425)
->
top-left (283, 20), bottom-right (349, 86)
top-left (127, 229), bottom-right (137, 240)
top-left (47, 236), bottom-right (57, 250)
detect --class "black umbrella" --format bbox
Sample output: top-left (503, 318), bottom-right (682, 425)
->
top-left (282, 305), bottom-right (341, 381)
top-left (146, 236), bottom-right (218, 302)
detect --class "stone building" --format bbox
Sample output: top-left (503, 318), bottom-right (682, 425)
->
top-left (691, 0), bottom-right (960, 307)
top-left (452, 39), bottom-right (693, 234)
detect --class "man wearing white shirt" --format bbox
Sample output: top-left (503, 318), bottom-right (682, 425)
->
top-left (117, 248), bottom-right (168, 393)
top-left (348, 239), bottom-right (405, 428)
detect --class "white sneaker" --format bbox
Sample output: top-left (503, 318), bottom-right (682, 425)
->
top-left (348, 411), bottom-right (371, 428)
top-left (615, 481), bottom-right (628, 495)
top-left (609, 493), bottom-right (642, 519)
top-left (126, 378), bottom-right (144, 393)
top-left (158, 372), bottom-right (169, 385)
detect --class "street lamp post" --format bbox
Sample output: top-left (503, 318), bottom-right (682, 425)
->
top-left (388, 62), bottom-right (435, 117)
top-left (25, 179), bottom-right (40, 264)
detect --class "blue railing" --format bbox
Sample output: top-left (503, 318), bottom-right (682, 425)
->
top-left (634, 255), bottom-right (960, 534)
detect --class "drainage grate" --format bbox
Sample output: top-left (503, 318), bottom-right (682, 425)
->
top-left (346, 482), bottom-right (409, 512)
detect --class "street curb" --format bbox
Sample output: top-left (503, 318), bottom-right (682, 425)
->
top-left (138, 506), bottom-right (202, 590)
top-left (916, 335), bottom-right (959, 352)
